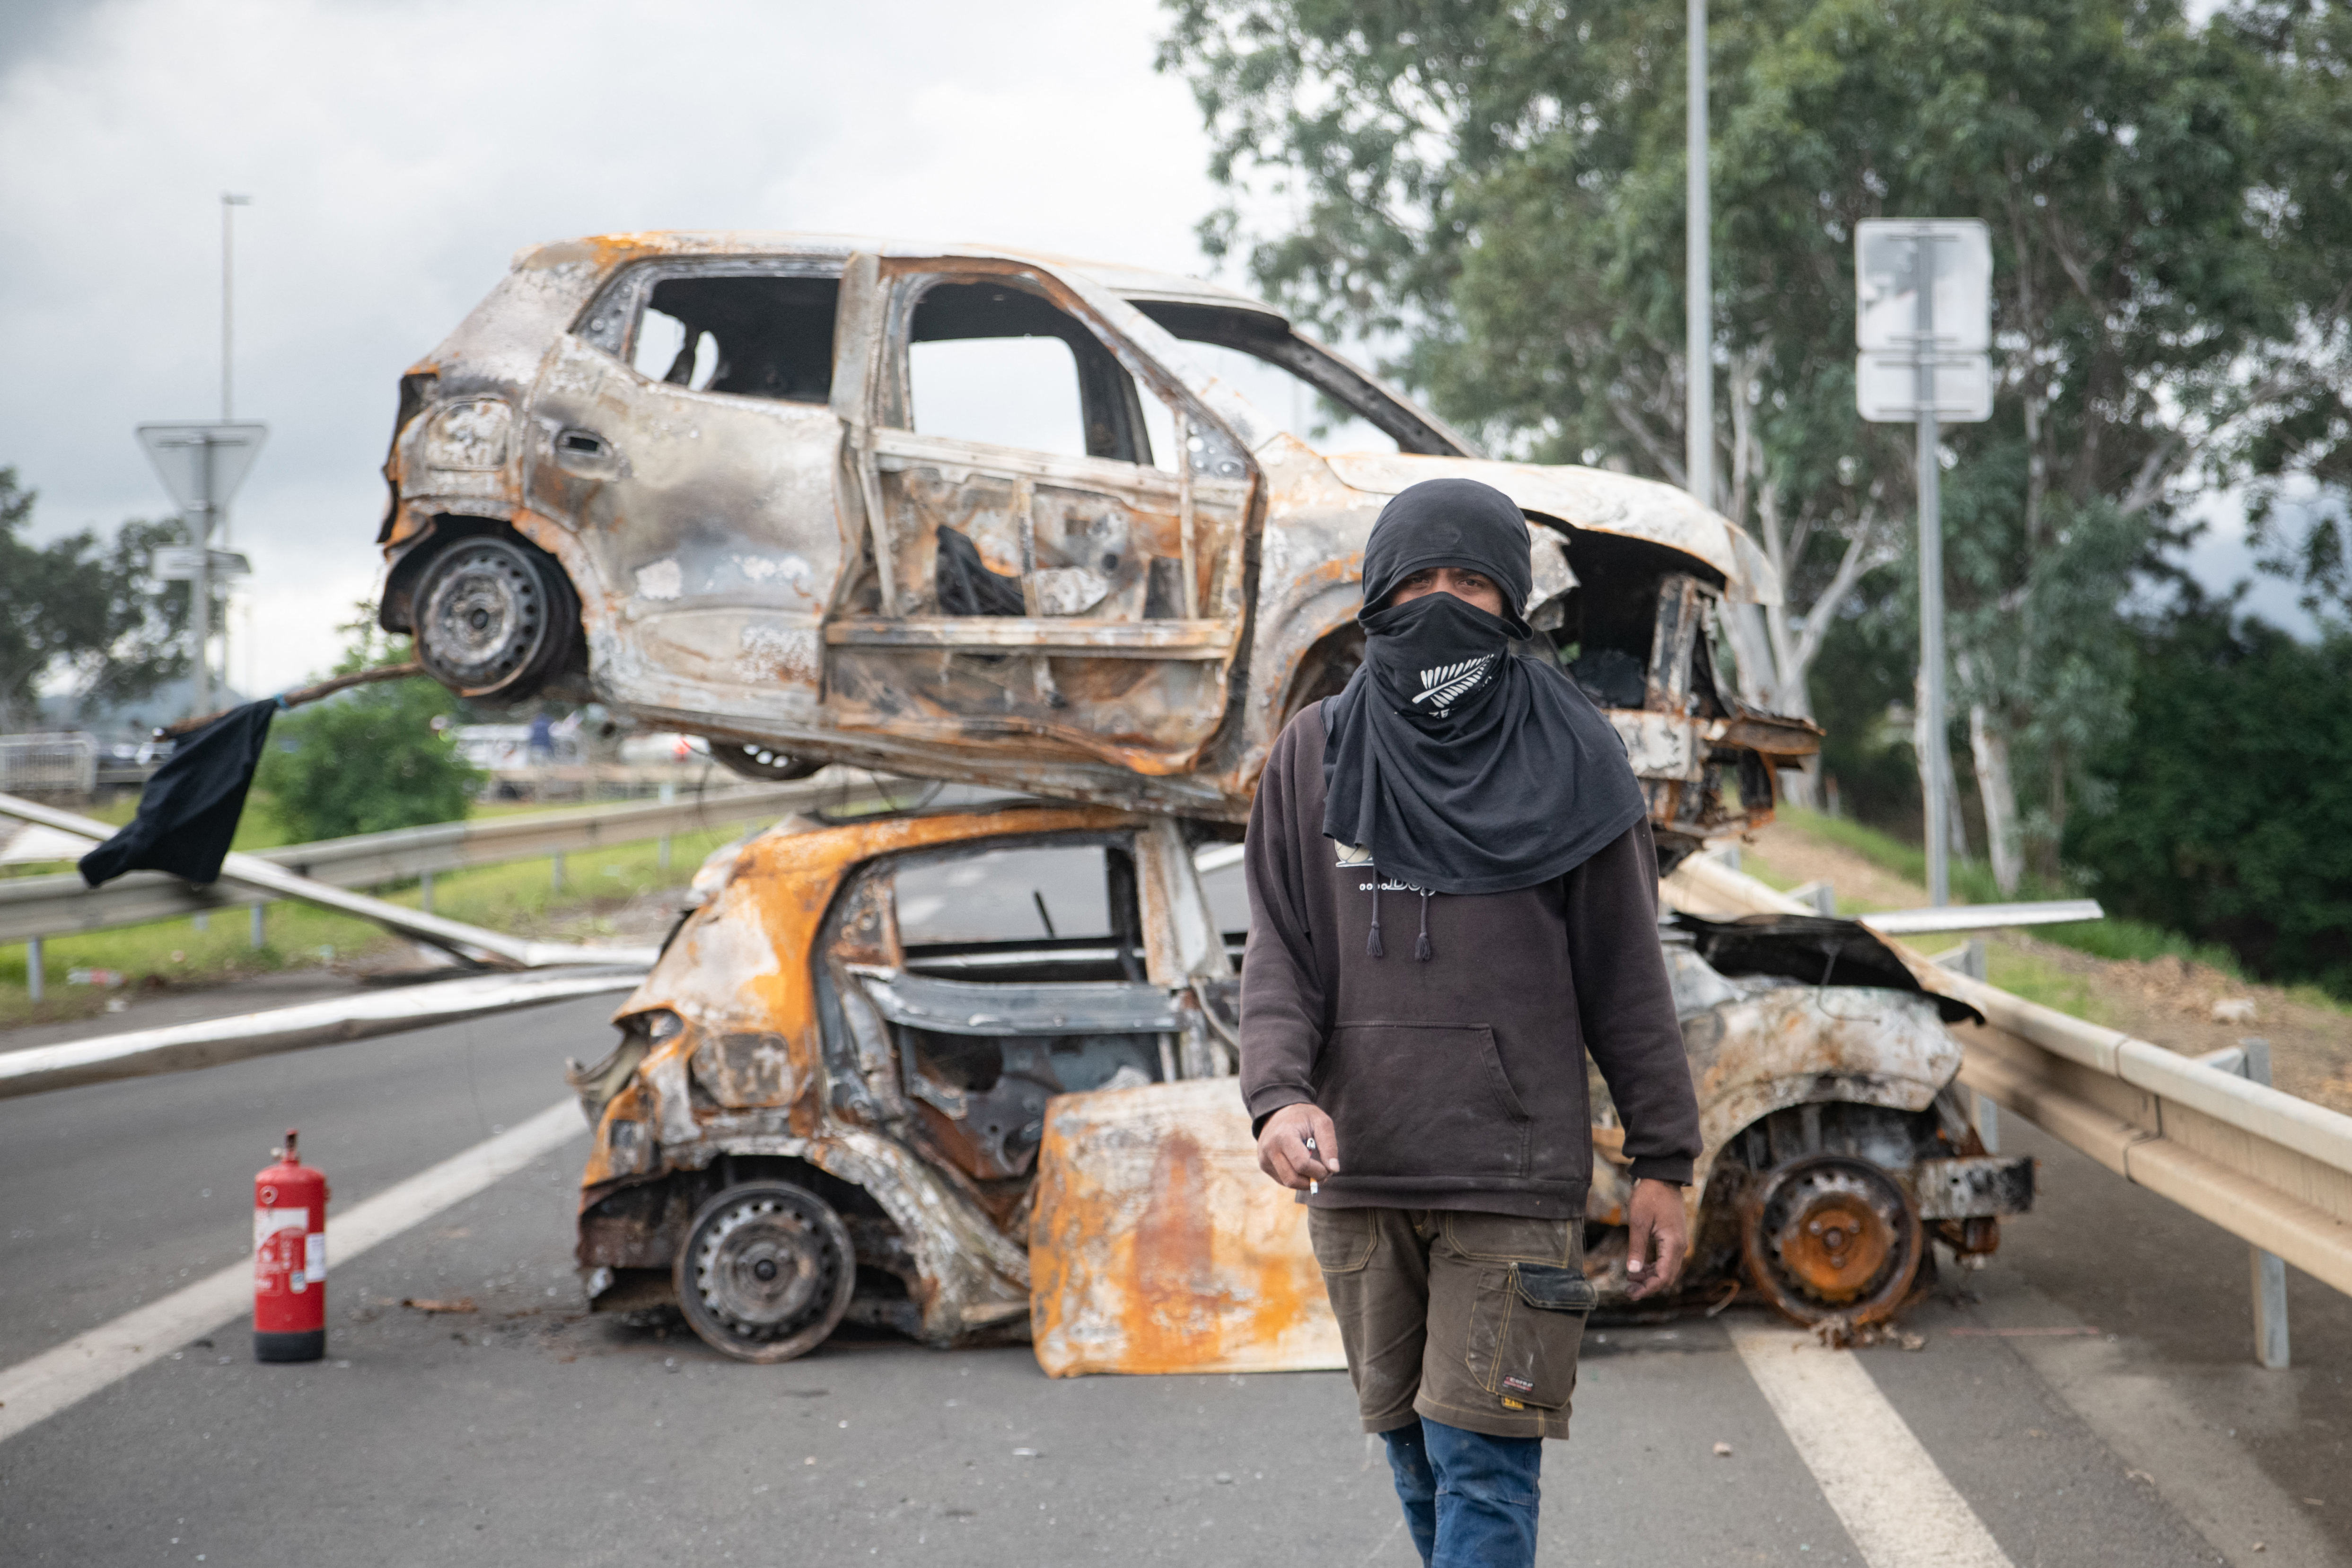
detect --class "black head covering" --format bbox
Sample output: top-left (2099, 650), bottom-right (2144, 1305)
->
top-left (1320, 479), bottom-right (1648, 899)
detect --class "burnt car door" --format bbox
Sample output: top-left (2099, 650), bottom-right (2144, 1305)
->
top-left (524, 258), bottom-right (853, 732)
top-left (823, 254), bottom-right (1257, 776)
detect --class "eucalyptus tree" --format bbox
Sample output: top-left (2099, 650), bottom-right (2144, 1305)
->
top-left (1160, 0), bottom-right (2352, 883)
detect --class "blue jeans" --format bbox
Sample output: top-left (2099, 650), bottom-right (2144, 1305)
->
top-left (1383, 1417), bottom-right (1543, 1567)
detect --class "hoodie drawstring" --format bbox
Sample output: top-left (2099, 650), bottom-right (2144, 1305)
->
top-left (1364, 867), bottom-right (1434, 962)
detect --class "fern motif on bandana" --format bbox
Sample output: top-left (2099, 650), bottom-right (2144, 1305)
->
top-left (1412, 654), bottom-right (1496, 716)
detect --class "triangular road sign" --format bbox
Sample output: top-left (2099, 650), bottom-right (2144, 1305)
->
top-left (135, 422), bottom-right (268, 516)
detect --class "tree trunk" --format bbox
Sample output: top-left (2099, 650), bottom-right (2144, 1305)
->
top-left (1969, 703), bottom-right (2022, 894)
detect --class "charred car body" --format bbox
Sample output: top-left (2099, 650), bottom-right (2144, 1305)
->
top-left (568, 803), bottom-right (2031, 1362)
top-left (377, 232), bottom-right (1818, 867)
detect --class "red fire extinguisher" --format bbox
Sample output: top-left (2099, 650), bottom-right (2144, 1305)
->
top-left (254, 1128), bottom-right (329, 1363)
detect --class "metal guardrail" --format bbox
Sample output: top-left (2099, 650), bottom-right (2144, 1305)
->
top-left (1667, 852), bottom-right (2352, 1364)
top-left (0, 733), bottom-right (97, 795)
top-left (0, 779), bottom-right (845, 947)
top-left (0, 967), bottom-right (647, 1099)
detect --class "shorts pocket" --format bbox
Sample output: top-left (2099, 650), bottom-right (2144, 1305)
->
top-left (1464, 1263), bottom-right (1595, 1410)
top-left (1307, 1207), bottom-right (1379, 1274)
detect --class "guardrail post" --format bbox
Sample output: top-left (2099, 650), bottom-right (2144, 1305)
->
top-left (551, 852), bottom-right (565, 893)
top-left (2238, 1037), bottom-right (2291, 1369)
top-left (1972, 1090), bottom-right (1999, 1154)
top-left (192, 911), bottom-right (208, 933)
top-left (1932, 936), bottom-right (1987, 981)
top-left (24, 937), bottom-right (40, 1003)
top-left (418, 870), bottom-right (434, 913)
top-left (249, 902), bottom-right (265, 948)
top-left (658, 835), bottom-right (672, 873)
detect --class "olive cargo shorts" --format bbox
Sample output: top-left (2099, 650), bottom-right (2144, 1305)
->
top-left (1308, 1208), bottom-right (1596, 1442)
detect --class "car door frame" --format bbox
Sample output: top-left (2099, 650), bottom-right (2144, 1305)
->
top-left (823, 253), bottom-right (1262, 776)
top-left (526, 253), bottom-right (860, 735)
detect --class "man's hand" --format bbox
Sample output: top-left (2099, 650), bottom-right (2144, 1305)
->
top-left (1624, 1177), bottom-right (1689, 1300)
top-left (1256, 1103), bottom-right (1339, 1191)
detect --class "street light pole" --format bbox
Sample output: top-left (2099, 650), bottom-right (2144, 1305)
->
top-left (214, 193), bottom-right (251, 707)
top-left (1685, 0), bottom-right (1711, 509)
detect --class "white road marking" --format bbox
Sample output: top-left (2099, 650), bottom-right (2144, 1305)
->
top-left (0, 1099), bottom-right (583, 1446)
top-left (1729, 1320), bottom-right (2015, 1568)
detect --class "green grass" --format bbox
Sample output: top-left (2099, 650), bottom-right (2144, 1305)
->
top-left (1775, 806), bottom-right (2255, 982)
top-left (0, 811), bottom-right (751, 1029)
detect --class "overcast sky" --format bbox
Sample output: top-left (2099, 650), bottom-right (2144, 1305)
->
top-left (0, 0), bottom-right (2313, 707)
top-left (0, 0), bottom-right (1236, 696)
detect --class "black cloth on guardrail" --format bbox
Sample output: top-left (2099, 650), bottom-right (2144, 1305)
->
top-left (78, 700), bottom-right (276, 889)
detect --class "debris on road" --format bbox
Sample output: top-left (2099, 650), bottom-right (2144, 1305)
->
top-left (1029, 1077), bottom-right (1342, 1376)
top-left (401, 1297), bottom-right (478, 1314)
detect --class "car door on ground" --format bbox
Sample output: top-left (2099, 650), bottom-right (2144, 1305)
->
top-left (527, 260), bottom-right (853, 731)
top-left (824, 259), bottom-right (1257, 775)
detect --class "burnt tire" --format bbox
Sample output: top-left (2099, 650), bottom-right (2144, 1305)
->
top-left (675, 1181), bottom-right (855, 1364)
top-left (412, 534), bottom-right (579, 701)
top-left (707, 740), bottom-right (825, 782)
top-left (1739, 1154), bottom-right (1923, 1329)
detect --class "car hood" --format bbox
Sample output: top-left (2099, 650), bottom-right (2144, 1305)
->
top-left (1323, 452), bottom-right (1780, 606)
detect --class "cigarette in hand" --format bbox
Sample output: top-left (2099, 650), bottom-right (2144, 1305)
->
top-left (1303, 1133), bottom-right (1320, 1194)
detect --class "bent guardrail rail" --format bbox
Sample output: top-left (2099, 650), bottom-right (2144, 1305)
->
top-left (0, 793), bottom-right (662, 969)
top-left (1666, 853), bottom-right (2352, 1354)
top-left (0, 780), bottom-right (848, 946)
top-left (0, 967), bottom-right (648, 1099)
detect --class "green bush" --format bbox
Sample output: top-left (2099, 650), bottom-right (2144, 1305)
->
top-left (2064, 607), bottom-right (2352, 999)
top-left (256, 626), bottom-right (480, 843)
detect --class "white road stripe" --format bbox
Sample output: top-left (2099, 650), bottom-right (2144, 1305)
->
top-left (0, 1099), bottom-right (584, 1446)
top-left (1729, 1321), bottom-right (2015, 1568)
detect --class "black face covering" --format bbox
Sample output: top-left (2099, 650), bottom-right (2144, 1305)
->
top-left (1321, 479), bottom-right (1649, 901)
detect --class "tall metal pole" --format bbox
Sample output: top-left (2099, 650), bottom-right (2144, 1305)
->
top-left (192, 438), bottom-right (214, 720)
top-left (217, 194), bottom-right (250, 706)
top-left (221, 194), bottom-right (248, 422)
top-left (1914, 239), bottom-right (1949, 907)
top-left (1685, 0), bottom-right (1711, 508)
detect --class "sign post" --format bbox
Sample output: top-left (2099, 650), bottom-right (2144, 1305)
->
top-left (136, 422), bottom-right (267, 720)
top-left (1855, 219), bottom-right (1991, 907)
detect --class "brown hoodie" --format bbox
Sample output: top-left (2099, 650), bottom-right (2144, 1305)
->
top-left (1239, 703), bottom-right (1701, 1217)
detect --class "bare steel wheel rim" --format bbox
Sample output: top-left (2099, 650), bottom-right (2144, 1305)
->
top-left (416, 538), bottom-right (551, 692)
top-left (676, 1182), bottom-right (854, 1362)
top-left (1740, 1154), bottom-right (1922, 1327)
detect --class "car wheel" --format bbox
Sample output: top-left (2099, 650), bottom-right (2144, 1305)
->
top-left (707, 740), bottom-right (825, 782)
top-left (674, 1181), bottom-right (856, 1363)
top-left (412, 534), bottom-right (579, 700)
top-left (1738, 1153), bottom-right (1922, 1329)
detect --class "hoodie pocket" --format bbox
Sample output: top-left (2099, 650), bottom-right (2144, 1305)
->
top-left (1318, 1021), bottom-right (1530, 1181)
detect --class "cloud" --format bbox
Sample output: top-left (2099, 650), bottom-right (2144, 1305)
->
top-left (0, 0), bottom-right (1223, 693)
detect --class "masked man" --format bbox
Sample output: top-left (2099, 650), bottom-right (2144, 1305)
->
top-left (1240, 478), bottom-right (1702, 1568)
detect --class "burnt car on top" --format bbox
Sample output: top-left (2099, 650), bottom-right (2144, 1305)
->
top-left (377, 232), bottom-right (1818, 865)
top-left (566, 798), bottom-right (2031, 1364)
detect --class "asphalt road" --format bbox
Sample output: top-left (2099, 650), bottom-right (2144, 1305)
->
top-left (1, 971), bottom-right (2346, 1566)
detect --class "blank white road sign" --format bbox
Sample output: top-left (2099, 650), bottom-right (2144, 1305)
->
top-left (1855, 219), bottom-right (1991, 352)
top-left (1856, 353), bottom-right (1993, 423)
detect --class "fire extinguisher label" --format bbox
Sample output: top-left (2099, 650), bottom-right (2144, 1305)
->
top-left (305, 1232), bottom-right (327, 1282)
top-left (254, 1207), bottom-right (309, 1250)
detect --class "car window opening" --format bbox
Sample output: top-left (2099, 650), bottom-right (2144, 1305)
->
top-left (904, 280), bottom-right (1157, 466)
top-left (1128, 299), bottom-right (1466, 457)
top-left (892, 842), bottom-right (1146, 985)
top-left (630, 274), bottom-right (838, 403)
